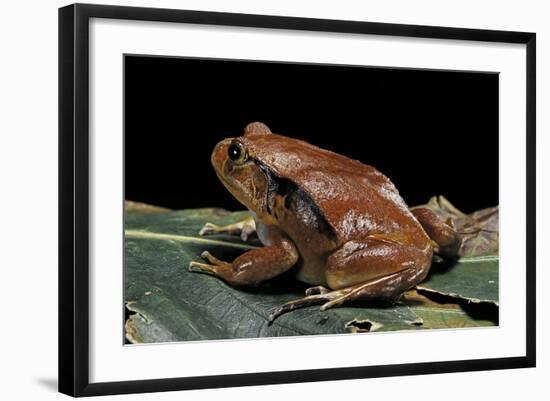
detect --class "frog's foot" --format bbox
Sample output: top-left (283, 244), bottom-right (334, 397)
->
top-left (188, 251), bottom-right (231, 276)
top-left (189, 232), bottom-right (299, 287)
top-left (268, 287), bottom-right (354, 324)
top-left (198, 215), bottom-right (256, 242)
top-left (268, 266), bottom-right (424, 324)
top-left (410, 207), bottom-right (461, 258)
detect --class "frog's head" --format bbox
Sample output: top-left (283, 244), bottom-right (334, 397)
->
top-left (211, 122), bottom-right (276, 218)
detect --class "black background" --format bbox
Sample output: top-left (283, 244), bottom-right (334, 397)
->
top-left (125, 55), bottom-right (498, 213)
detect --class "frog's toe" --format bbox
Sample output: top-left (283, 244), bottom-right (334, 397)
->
top-left (188, 260), bottom-right (217, 275)
top-left (268, 290), bottom-right (348, 324)
top-left (305, 285), bottom-right (330, 296)
top-left (200, 251), bottom-right (229, 266)
top-left (198, 222), bottom-right (219, 236)
top-left (198, 216), bottom-right (256, 241)
top-left (188, 251), bottom-right (233, 277)
top-left (267, 297), bottom-right (318, 324)
top-left (319, 295), bottom-right (348, 311)
top-left (239, 225), bottom-right (256, 242)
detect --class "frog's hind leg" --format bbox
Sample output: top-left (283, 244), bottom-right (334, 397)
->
top-left (268, 238), bottom-right (431, 324)
top-left (268, 273), bottom-right (410, 324)
top-left (199, 215), bottom-right (256, 242)
top-left (410, 207), bottom-right (462, 257)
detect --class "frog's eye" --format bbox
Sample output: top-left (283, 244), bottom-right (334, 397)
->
top-left (228, 142), bottom-right (248, 164)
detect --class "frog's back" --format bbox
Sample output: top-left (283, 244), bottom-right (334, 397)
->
top-left (246, 133), bottom-right (427, 246)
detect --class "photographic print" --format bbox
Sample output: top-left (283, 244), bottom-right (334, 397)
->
top-left (123, 55), bottom-right (499, 344)
top-left (59, 4), bottom-right (535, 395)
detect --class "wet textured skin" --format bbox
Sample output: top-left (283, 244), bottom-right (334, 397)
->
top-left (190, 122), bottom-right (458, 320)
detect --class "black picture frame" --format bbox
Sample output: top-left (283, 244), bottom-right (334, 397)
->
top-left (59, 3), bottom-right (536, 397)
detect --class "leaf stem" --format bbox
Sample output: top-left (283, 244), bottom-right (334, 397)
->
top-left (456, 255), bottom-right (499, 263)
top-left (125, 229), bottom-right (258, 250)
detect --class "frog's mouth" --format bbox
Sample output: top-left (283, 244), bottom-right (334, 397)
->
top-left (213, 168), bottom-right (236, 196)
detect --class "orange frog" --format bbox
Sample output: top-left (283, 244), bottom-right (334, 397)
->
top-left (190, 122), bottom-right (460, 322)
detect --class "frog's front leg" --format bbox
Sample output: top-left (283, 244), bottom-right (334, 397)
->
top-left (189, 225), bottom-right (299, 286)
top-left (268, 237), bottom-right (432, 323)
top-left (199, 215), bottom-right (256, 242)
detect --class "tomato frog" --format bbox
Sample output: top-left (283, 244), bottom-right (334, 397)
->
top-left (189, 122), bottom-right (461, 323)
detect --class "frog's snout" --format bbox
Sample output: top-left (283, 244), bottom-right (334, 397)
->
top-left (210, 139), bottom-right (229, 176)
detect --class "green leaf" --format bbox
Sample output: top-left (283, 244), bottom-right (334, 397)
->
top-left (417, 256), bottom-right (499, 304)
top-left (124, 204), bottom-right (498, 343)
top-left (402, 290), bottom-right (497, 329)
top-left (124, 208), bottom-right (424, 343)
top-left (125, 200), bottom-right (171, 214)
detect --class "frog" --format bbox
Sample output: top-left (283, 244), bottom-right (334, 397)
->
top-left (189, 122), bottom-right (461, 323)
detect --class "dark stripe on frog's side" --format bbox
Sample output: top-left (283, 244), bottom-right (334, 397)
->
top-left (257, 162), bottom-right (279, 213)
top-left (255, 159), bottom-right (337, 242)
